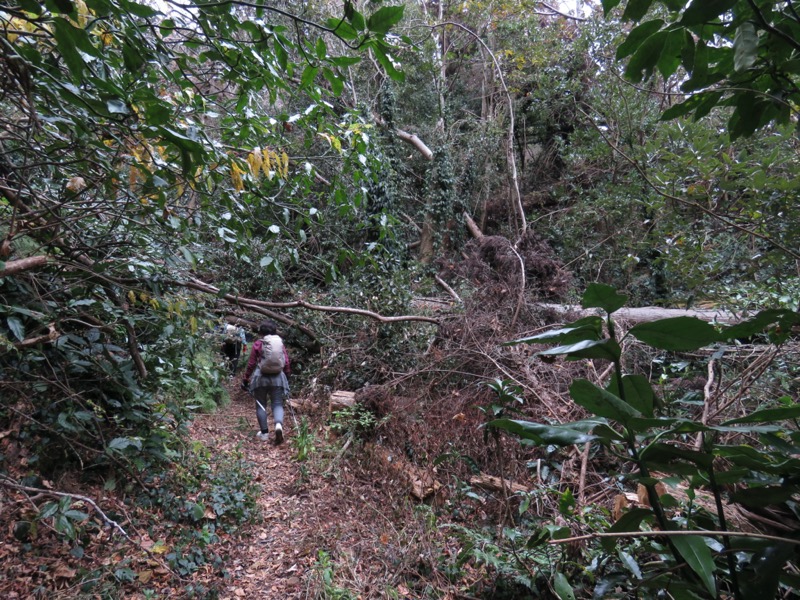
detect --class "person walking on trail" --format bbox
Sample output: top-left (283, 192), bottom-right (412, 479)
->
top-left (221, 323), bottom-right (246, 376)
top-left (241, 320), bottom-right (290, 444)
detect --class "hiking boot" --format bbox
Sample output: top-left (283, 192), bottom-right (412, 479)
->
top-left (274, 423), bottom-right (283, 445)
top-left (256, 431), bottom-right (269, 442)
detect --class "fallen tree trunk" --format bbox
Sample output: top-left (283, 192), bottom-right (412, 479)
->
top-left (538, 303), bottom-right (742, 325)
top-left (469, 473), bottom-right (528, 495)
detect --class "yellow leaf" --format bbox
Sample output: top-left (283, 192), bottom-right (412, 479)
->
top-left (230, 161), bottom-right (244, 192)
top-left (281, 151), bottom-right (289, 178)
top-left (74, 0), bottom-right (89, 27)
top-left (189, 316), bottom-right (197, 334)
top-left (262, 148), bottom-right (272, 173)
top-left (151, 539), bottom-right (169, 554)
top-left (127, 291), bottom-right (137, 304)
top-left (246, 149), bottom-right (261, 179)
top-left (98, 29), bottom-right (114, 45)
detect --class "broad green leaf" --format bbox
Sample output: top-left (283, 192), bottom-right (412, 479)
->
top-left (329, 56), bottom-right (361, 68)
top-left (51, 18), bottom-right (86, 79)
top-left (371, 42), bottom-right (405, 82)
top-left (607, 374), bottom-right (655, 417)
top-left (662, 92), bottom-right (719, 120)
top-left (618, 549), bottom-right (643, 579)
top-left (553, 572), bottom-right (576, 600)
top-left (734, 22), bottom-right (758, 72)
top-left (617, 19), bottom-right (665, 60)
top-left (122, 40), bottom-right (146, 72)
top-left (657, 28), bottom-right (685, 78)
top-left (730, 486), bottom-right (799, 508)
top-left (602, 508), bottom-right (653, 552)
top-left (39, 501), bottom-right (60, 519)
top-left (629, 317), bottom-right (718, 350)
top-left (625, 30), bottom-right (668, 82)
top-left (723, 404), bottom-right (800, 425)
top-left (274, 38), bottom-right (289, 69)
top-left (63, 509), bottom-right (89, 521)
top-left (581, 283), bottom-right (627, 314)
top-left (736, 541), bottom-right (795, 600)
top-left (315, 38), bottom-right (327, 60)
top-left (322, 68), bottom-right (344, 96)
top-left (489, 418), bottom-right (597, 446)
top-left (526, 528), bottom-right (550, 548)
top-left (107, 437), bottom-right (142, 452)
top-left (537, 338), bottom-right (620, 362)
top-left (189, 502), bottom-right (206, 521)
top-left (639, 442), bottom-right (714, 469)
top-left (729, 93), bottom-right (769, 139)
top-left (106, 99), bottom-right (129, 115)
top-left (349, 9), bottom-right (366, 32)
top-left (326, 19), bottom-right (359, 41)
top-left (719, 309), bottom-right (800, 344)
top-left (622, 0), bottom-right (655, 22)
top-left (367, 6), bottom-right (404, 35)
top-left (505, 316), bottom-right (603, 346)
top-left (7, 316), bottom-right (25, 341)
top-left (681, 0), bottom-right (737, 26)
top-left (671, 535), bottom-right (717, 596)
top-left (601, 0), bottom-right (622, 16)
top-left (570, 379), bottom-right (642, 423)
top-left (300, 65), bottom-right (319, 89)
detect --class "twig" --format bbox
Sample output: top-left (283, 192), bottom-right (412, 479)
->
top-left (0, 474), bottom-right (129, 539)
top-left (695, 358), bottom-right (716, 450)
top-left (323, 433), bottom-right (354, 476)
top-left (434, 274), bottom-right (462, 304)
top-left (577, 441), bottom-right (591, 504)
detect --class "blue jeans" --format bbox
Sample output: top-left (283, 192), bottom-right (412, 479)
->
top-left (253, 385), bottom-right (284, 433)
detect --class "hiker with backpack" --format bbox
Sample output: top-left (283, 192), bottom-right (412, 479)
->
top-left (241, 320), bottom-right (290, 444)
top-left (221, 323), bottom-right (246, 376)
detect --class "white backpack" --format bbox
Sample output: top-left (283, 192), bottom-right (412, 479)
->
top-left (258, 335), bottom-right (285, 375)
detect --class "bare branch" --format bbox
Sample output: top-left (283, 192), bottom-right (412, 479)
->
top-left (0, 474), bottom-right (129, 540)
top-left (184, 278), bottom-right (440, 325)
top-left (395, 128), bottom-right (434, 160)
top-left (0, 255), bottom-right (50, 277)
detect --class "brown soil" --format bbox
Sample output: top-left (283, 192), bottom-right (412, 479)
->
top-left (185, 381), bottom-right (468, 600)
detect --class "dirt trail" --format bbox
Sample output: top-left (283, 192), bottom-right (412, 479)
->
top-left (189, 384), bottom-right (321, 598)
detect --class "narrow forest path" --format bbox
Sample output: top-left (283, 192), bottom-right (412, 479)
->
top-left (187, 381), bottom-right (408, 600)
top-left (189, 383), bottom-right (318, 598)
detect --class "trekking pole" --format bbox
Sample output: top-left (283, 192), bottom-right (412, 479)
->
top-left (286, 394), bottom-right (299, 429)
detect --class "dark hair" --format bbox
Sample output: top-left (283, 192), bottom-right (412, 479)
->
top-left (258, 320), bottom-right (277, 336)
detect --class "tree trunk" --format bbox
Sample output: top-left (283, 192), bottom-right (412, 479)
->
top-left (538, 303), bottom-right (742, 325)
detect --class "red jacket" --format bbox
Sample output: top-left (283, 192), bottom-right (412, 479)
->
top-left (242, 337), bottom-right (290, 383)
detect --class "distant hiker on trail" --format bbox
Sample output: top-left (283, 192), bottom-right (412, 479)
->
top-left (241, 320), bottom-right (290, 444)
top-left (221, 323), bottom-right (246, 376)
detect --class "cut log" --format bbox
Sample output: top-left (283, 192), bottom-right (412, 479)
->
top-left (287, 397), bottom-right (316, 412)
top-left (469, 473), bottom-right (528, 495)
top-left (330, 390), bottom-right (356, 412)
